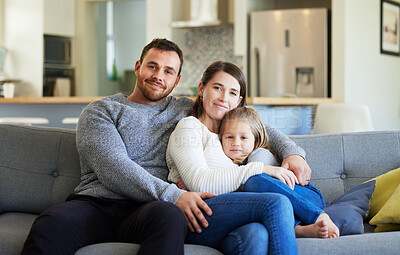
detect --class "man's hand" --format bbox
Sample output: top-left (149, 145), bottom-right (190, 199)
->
top-left (175, 192), bottom-right (216, 233)
top-left (281, 155), bottom-right (312, 186)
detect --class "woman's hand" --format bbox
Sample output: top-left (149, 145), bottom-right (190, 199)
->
top-left (262, 165), bottom-right (299, 189)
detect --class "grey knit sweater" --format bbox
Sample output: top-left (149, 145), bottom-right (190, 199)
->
top-left (74, 93), bottom-right (305, 204)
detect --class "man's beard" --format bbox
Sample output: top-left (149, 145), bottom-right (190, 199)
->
top-left (138, 79), bottom-right (175, 102)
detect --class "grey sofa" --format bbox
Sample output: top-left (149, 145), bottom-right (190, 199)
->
top-left (0, 124), bottom-right (399, 255)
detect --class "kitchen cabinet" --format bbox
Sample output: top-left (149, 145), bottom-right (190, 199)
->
top-left (44, 0), bottom-right (75, 37)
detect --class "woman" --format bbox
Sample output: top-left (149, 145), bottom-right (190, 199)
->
top-left (166, 61), bottom-right (299, 255)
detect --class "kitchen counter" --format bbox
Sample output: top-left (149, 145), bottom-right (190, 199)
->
top-left (0, 97), bottom-right (341, 133)
top-left (0, 97), bottom-right (104, 104)
top-left (245, 97), bottom-right (341, 105)
top-left (0, 96), bottom-right (341, 105)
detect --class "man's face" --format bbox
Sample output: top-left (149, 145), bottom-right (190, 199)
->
top-left (133, 48), bottom-right (181, 105)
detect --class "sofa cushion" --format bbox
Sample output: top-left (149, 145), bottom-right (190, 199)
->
top-left (0, 212), bottom-right (38, 255)
top-left (324, 180), bottom-right (375, 235)
top-left (0, 125), bottom-right (81, 214)
top-left (370, 183), bottom-right (400, 226)
top-left (374, 223), bottom-right (400, 232)
top-left (296, 231), bottom-right (400, 255)
top-left (369, 168), bottom-right (400, 231)
top-left (368, 167), bottom-right (400, 219)
top-left (0, 212), bottom-right (223, 255)
top-left (75, 243), bottom-right (223, 255)
top-left (290, 132), bottom-right (400, 204)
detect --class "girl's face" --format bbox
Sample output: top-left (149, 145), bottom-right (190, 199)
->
top-left (198, 71), bottom-right (242, 128)
top-left (221, 119), bottom-right (256, 161)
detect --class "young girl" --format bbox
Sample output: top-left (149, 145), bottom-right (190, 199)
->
top-left (219, 106), bottom-right (340, 238)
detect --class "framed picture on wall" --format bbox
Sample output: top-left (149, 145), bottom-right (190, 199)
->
top-left (381, 0), bottom-right (400, 56)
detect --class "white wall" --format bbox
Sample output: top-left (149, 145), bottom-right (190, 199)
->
top-left (332, 0), bottom-right (400, 130)
top-left (3, 0), bottom-right (44, 97)
top-left (75, 0), bottom-right (97, 96)
top-left (0, 0), bottom-right (4, 44)
top-left (43, 0), bottom-right (75, 36)
top-left (146, 0), bottom-right (172, 42)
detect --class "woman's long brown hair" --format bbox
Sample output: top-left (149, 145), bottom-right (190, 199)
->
top-left (190, 61), bottom-right (247, 118)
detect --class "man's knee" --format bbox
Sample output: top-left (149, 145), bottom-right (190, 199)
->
top-left (143, 201), bottom-right (187, 230)
top-left (22, 204), bottom-right (80, 255)
top-left (22, 199), bottom-right (112, 255)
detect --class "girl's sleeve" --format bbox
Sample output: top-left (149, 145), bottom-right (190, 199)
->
top-left (248, 148), bottom-right (280, 166)
top-left (167, 118), bottom-right (264, 195)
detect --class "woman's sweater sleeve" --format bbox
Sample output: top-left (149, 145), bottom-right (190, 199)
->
top-left (166, 117), bottom-right (264, 195)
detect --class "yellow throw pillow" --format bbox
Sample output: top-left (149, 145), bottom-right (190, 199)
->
top-left (367, 167), bottom-right (400, 220)
top-left (370, 182), bottom-right (400, 226)
top-left (374, 224), bottom-right (400, 232)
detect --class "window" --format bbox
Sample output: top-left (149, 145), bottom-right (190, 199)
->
top-left (106, 1), bottom-right (117, 80)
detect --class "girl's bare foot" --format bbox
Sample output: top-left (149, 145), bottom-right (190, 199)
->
top-left (295, 213), bottom-right (340, 238)
top-left (295, 220), bottom-right (329, 238)
top-left (318, 213), bottom-right (340, 238)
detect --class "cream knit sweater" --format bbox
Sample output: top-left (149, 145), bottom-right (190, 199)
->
top-left (166, 116), bottom-right (265, 195)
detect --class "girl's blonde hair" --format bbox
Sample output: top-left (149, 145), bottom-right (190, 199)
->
top-left (219, 106), bottom-right (276, 164)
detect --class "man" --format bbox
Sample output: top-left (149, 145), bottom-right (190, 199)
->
top-left (22, 38), bottom-right (311, 255)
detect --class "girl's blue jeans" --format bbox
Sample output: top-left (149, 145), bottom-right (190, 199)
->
top-left (186, 192), bottom-right (298, 255)
top-left (244, 173), bottom-right (326, 226)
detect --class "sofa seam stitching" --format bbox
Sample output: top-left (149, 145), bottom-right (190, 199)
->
top-left (51, 134), bottom-right (63, 205)
top-left (341, 134), bottom-right (345, 194)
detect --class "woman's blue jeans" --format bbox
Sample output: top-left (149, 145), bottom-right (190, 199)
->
top-left (218, 222), bottom-right (269, 255)
top-left (186, 192), bottom-right (298, 255)
top-left (244, 173), bottom-right (326, 226)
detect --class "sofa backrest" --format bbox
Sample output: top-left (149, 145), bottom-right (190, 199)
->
top-left (0, 124), bottom-right (81, 214)
top-left (1, 124), bottom-right (399, 214)
top-left (290, 131), bottom-right (400, 203)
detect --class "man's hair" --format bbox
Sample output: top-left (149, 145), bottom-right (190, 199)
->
top-left (140, 38), bottom-right (184, 76)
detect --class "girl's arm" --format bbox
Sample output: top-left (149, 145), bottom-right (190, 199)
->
top-left (166, 117), bottom-right (264, 195)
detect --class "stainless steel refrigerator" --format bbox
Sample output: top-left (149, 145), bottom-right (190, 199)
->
top-left (249, 8), bottom-right (328, 98)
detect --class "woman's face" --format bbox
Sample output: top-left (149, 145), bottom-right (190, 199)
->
top-left (198, 71), bottom-right (242, 125)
